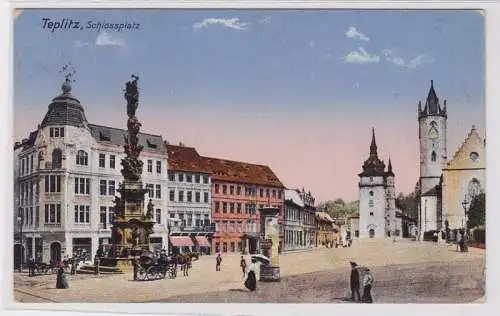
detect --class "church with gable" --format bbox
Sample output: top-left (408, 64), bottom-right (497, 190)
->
top-left (418, 80), bottom-right (486, 235)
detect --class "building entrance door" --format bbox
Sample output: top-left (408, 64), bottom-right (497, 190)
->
top-left (50, 242), bottom-right (61, 262)
top-left (369, 229), bottom-right (375, 238)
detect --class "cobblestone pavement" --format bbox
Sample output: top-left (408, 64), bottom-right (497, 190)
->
top-left (13, 239), bottom-right (485, 303)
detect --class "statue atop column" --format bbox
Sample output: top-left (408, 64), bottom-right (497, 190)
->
top-left (121, 75), bottom-right (144, 181)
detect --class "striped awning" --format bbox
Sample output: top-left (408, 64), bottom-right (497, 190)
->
top-left (169, 236), bottom-right (194, 247)
top-left (195, 236), bottom-right (211, 247)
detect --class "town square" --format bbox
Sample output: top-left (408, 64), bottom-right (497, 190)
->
top-left (11, 8), bottom-right (485, 304)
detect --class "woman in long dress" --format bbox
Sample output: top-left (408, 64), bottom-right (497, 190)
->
top-left (244, 258), bottom-right (257, 291)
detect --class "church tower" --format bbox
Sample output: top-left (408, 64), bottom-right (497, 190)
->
top-left (418, 80), bottom-right (447, 233)
top-left (385, 158), bottom-right (397, 237)
top-left (418, 80), bottom-right (448, 195)
top-left (358, 128), bottom-right (387, 238)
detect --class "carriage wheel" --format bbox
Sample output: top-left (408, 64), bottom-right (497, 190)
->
top-left (158, 267), bottom-right (167, 279)
top-left (137, 267), bottom-right (148, 281)
top-left (146, 266), bottom-right (158, 280)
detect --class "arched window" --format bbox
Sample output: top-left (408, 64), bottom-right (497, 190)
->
top-left (468, 178), bottom-right (482, 199)
top-left (52, 148), bottom-right (62, 169)
top-left (431, 151), bottom-right (437, 162)
top-left (369, 191), bottom-right (374, 197)
top-left (76, 150), bottom-right (88, 166)
top-left (429, 121), bottom-right (439, 139)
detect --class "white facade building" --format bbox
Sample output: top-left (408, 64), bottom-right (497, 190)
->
top-left (284, 189), bottom-right (304, 251)
top-left (166, 144), bottom-right (214, 254)
top-left (13, 81), bottom-right (169, 266)
top-left (358, 129), bottom-right (401, 238)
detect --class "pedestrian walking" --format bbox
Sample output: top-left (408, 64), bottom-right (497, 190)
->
top-left (349, 262), bottom-right (361, 302)
top-left (28, 257), bottom-right (35, 277)
top-left (456, 231), bottom-right (461, 252)
top-left (361, 268), bottom-right (374, 303)
top-left (240, 256), bottom-right (247, 278)
top-left (244, 258), bottom-right (257, 291)
top-left (216, 253), bottom-right (222, 272)
top-left (55, 266), bottom-right (69, 289)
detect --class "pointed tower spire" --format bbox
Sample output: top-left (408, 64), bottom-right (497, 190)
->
top-left (425, 79), bottom-right (440, 114)
top-left (370, 127), bottom-right (378, 157)
top-left (387, 156), bottom-right (395, 176)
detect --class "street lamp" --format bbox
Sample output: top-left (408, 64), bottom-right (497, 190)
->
top-left (17, 214), bottom-right (23, 272)
top-left (167, 219), bottom-right (172, 256)
top-left (462, 195), bottom-right (470, 233)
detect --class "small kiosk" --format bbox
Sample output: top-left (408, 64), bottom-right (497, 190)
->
top-left (259, 206), bottom-right (281, 282)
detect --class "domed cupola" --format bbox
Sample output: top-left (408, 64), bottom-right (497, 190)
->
top-left (40, 77), bottom-right (88, 128)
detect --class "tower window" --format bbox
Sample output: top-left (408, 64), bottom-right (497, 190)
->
top-left (369, 191), bottom-right (374, 197)
top-left (431, 151), bottom-right (437, 162)
top-left (370, 212), bottom-right (374, 216)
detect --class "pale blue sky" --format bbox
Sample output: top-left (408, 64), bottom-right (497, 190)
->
top-left (13, 9), bottom-right (485, 201)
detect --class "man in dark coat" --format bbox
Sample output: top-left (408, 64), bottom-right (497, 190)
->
top-left (56, 266), bottom-right (69, 289)
top-left (350, 262), bottom-right (360, 302)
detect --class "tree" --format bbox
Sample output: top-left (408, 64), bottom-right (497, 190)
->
top-left (468, 192), bottom-right (485, 229)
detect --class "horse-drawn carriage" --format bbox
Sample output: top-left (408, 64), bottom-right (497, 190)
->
top-left (135, 251), bottom-right (177, 281)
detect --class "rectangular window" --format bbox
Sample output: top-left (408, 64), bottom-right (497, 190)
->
top-left (370, 212), bottom-right (374, 216)
top-left (75, 177), bottom-right (90, 195)
top-left (272, 189), bottom-right (276, 198)
top-left (100, 180), bottom-right (107, 195)
top-left (156, 161), bottom-right (162, 174)
top-left (195, 191), bottom-right (200, 203)
top-left (278, 190), bottom-right (282, 199)
top-left (109, 207), bottom-right (115, 223)
top-left (204, 192), bottom-right (209, 203)
top-left (187, 191), bottom-right (192, 202)
top-left (100, 207), bottom-right (107, 224)
top-left (147, 160), bottom-right (153, 173)
top-left (60, 127), bottom-right (64, 137)
top-left (155, 184), bottom-right (161, 199)
top-left (368, 199), bottom-right (374, 208)
top-left (156, 209), bottom-right (161, 224)
top-left (74, 205), bottom-right (90, 223)
top-left (44, 175), bottom-right (61, 193)
top-left (35, 206), bottom-right (39, 226)
top-left (214, 184), bottom-right (219, 194)
top-left (260, 189), bottom-right (264, 197)
top-left (178, 190), bottom-right (184, 202)
top-left (169, 190), bottom-right (175, 202)
top-left (230, 185), bottom-right (234, 195)
top-left (195, 174), bottom-right (200, 183)
top-left (49, 128), bottom-right (54, 137)
top-left (178, 173), bottom-right (184, 182)
top-left (108, 180), bottom-right (116, 196)
top-left (230, 203), bottom-right (235, 213)
top-left (236, 186), bottom-right (241, 195)
top-left (186, 174), bottom-right (192, 183)
top-left (222, 185), bottom-right (227, 194)
top-left (222, 202), bottom-right (227, 213)
top-left (266, 189), bottom-right (270, 197)
top-left (110, 155), bottom-right (116, 169)
top-left (54, 128), bottom-right (60, 137)
top-left (215, 201), bottom-right (220, 212)
top-left (146, 184), bottom-right (154, 198)
top-left (44, 204), bottom-right (61, 224)
top-left (99, 154), bottom-right (106, 168)
top-left (203, 176), bottom-right (209, 184)
top-left (168, 171), bottom-right (175, 181)
top-left (237, 203), bottom-right (242, 213)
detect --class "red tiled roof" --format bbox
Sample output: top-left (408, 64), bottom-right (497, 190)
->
top-left (166, 144), bottom-right (211, 174)
top-left (201, 156), bottom-right (284, 188)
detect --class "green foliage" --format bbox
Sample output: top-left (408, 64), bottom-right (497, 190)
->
top-left (468, 193), bottom-right (485, 229)
top-left (318, 199), bottom-right (359, 219)
top-left (395, 181), bottom-right (420, 220)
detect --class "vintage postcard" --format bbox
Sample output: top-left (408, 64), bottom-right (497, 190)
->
top-left (11, 6), bottom-right (486, 307)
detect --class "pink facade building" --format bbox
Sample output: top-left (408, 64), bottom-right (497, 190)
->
top-left (202, 157), bottom-right (285, 254)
